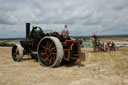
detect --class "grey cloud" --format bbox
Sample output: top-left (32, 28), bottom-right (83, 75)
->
top-left (0, 0), bottom-right (128, 38)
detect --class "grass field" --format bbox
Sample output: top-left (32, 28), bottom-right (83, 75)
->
top-left (0, 38), bottom-right (128, 85)
top-left (0, 47), bottom-right (128, 85)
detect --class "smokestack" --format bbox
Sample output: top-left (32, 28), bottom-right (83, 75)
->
top-left (26, 23), bottom-right (30, 39)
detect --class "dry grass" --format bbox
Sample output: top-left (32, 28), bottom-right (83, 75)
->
top-left (0, 46), bottom-right (128, 85)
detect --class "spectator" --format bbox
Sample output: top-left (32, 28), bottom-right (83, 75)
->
top-left (111, 42), bottom-right (116, 50)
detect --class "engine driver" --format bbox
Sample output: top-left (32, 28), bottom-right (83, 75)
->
top-left (60, 25), bottom-right (70, 42)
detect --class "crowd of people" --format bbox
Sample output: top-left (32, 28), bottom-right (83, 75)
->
top-left (103, 41), bottom-right (116, 52)
top-left (91, 35), bottom-right (117, 52)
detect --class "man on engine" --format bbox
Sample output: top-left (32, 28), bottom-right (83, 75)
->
top-left (60, 25), bottom-right (70, 42)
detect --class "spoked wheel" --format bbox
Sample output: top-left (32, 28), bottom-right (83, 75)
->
top-left (37, 36), bottom-right (64, 67)
top-left (12, 45), bottom-right (24, 62)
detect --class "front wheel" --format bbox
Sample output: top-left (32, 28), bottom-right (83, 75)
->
top-left (12, 44), bottom-right (24, 62)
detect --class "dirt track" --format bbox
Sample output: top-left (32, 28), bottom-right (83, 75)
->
top-left (0, 47), bottom-right (128, 85)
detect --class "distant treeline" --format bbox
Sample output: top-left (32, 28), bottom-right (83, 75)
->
top-left (0, 34), bottom-right (128, 40)
top-left (72, 34), bottom-right (128, 40)
top-left (0, 42), bottom-right (15, 47)
top-left (0, 38), bottom-right (25, 40)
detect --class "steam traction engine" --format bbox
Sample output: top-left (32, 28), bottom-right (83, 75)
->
top-left (12, 23), bottom-right (82, 67)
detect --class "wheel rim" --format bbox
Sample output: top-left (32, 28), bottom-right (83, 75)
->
top-left (38, 39), bottom-right (57, 66)
top-left (12, 46), bottom-right (19, 61)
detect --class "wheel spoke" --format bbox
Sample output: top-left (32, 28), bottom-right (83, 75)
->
top-left (16, 48), bottom-right (19, 53)
top-left (49, 42), bottom-right (54, 49)
top-left (52, 49), bottom-right (57, 52)
top-left (51, 55), bottom-right (55, 62)
top-left (46, 41), bottom-right (49, 48)
top-left (51, 53), bottom-right (57, 55)
top-left (49, 58), bottom-right (52, 65)
top-left (41, 52), bottom-right (47, 55)
top-left (42, 46), bottom-right (49, 50)
top-left (51, 47), bottom-right (56, 51)
top-left (15, 48), bottom-right (19, 59)
top-left (49, 43), bottom-right (52, 48)
top-left (16, 54), bottom-right (19, 58)
top-left (43, 57), bottom-right (49, 62)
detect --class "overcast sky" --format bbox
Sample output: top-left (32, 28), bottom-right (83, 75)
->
top-left (0, 0), bottom-right (128, 38)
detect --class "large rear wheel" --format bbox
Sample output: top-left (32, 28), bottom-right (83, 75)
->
top-left (37, 36), bottom-right (64, 67)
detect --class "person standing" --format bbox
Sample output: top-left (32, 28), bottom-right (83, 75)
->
top-left (91, 34), bottom-right (98, 52)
